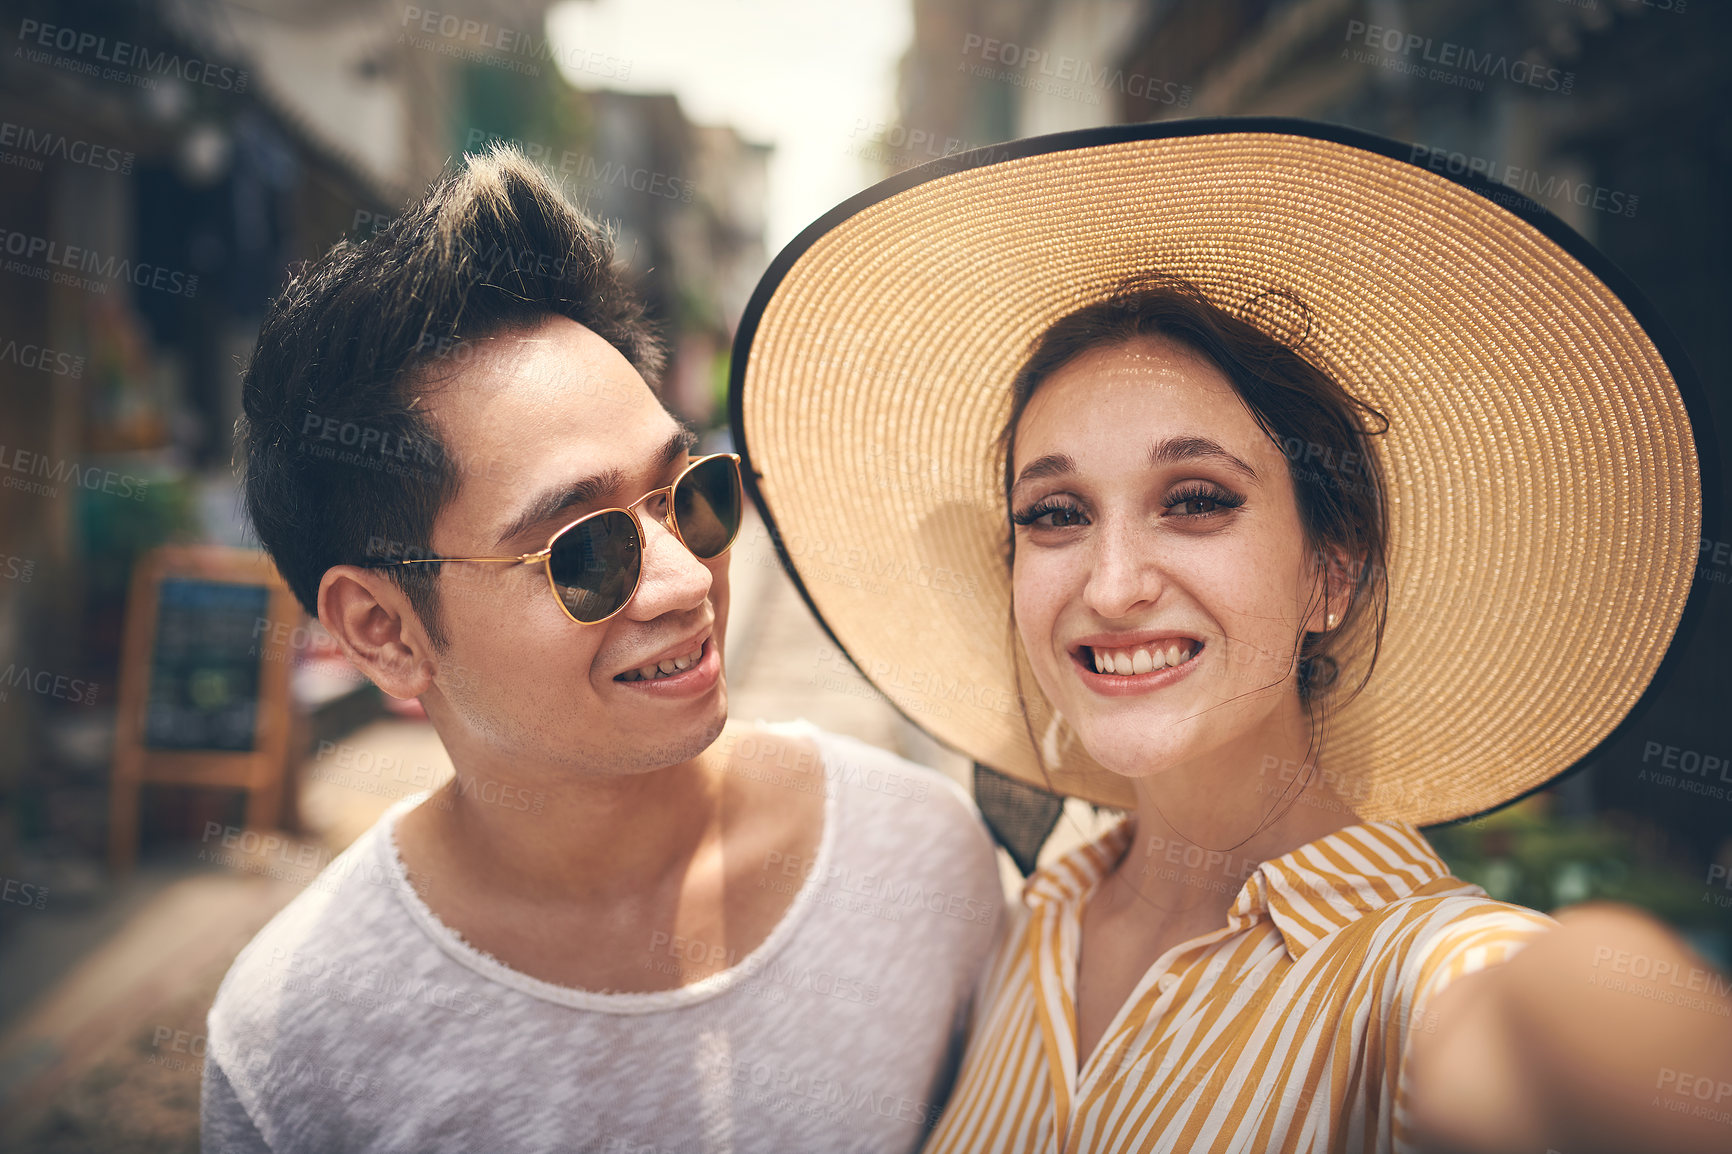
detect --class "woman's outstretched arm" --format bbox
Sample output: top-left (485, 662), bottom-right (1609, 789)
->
top-left (1405, 901), bottom-right (1732, 1154)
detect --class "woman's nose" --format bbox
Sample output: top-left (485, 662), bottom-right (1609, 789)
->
top-left (1081, 521), bottom-right (1164, 619)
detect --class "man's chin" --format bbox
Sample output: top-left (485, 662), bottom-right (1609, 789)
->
top-left (616, 697), bottom-right (730, 775)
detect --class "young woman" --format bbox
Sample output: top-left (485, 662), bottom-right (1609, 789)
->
top-left (730, 122), bottom-right (1730, 1152)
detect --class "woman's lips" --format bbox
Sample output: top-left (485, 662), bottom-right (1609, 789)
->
top-left (1076, 638), bottom-right (1201, 676)
top-left (1071, 640), bottom-right (1203, 695)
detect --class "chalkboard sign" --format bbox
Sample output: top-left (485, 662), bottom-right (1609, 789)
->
top-left (144, 578), bottom-right (272, 752)
top-left (109, 547), bottom-right (302, 873)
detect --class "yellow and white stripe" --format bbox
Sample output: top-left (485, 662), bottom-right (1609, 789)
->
top-left (923, 819), bottom-right (1556, 1153)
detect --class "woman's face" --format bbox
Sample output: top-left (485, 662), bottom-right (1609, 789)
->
top-left (1009, 336), bottom-right (1328, 780)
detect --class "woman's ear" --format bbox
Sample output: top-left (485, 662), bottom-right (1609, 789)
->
top-left (1307, 544), bottom-right (1362, 633)
top-left (317, 566), bottom-right (439, 700)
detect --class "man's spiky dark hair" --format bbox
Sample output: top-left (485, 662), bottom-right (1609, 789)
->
top-left (239, 144), bottom-right (664, 645)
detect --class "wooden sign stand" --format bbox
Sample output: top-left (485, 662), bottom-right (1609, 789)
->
top-left (107, 545), bottom-right (302, 874)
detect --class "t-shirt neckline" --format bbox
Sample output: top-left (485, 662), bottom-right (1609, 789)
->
top-left (374, 718), bottom-right (839, 1015)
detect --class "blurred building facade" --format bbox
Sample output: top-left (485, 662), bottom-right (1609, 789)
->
top-left (0, 0), bottom-right (767, 880)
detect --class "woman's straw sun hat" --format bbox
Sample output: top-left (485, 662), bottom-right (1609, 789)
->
top-left (727, 117), bottom-right (1714, 832)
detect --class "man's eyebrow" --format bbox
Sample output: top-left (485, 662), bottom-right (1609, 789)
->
top-left (494, 425), bottom-right (698, 549)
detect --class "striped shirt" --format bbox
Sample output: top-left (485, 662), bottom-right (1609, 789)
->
top-left (922, 817), bottom-right (1556, 1153)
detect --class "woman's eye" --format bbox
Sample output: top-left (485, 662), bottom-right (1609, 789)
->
top-left (1012, 501), bottom-right (1086, 529)
top-left (1166, 486), bottom-right (1244, 518)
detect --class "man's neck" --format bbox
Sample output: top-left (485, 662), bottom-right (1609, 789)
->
top-left (382, 718), bottom-right (827, 994)
top-left (398, 738), bottom-right (727, 909)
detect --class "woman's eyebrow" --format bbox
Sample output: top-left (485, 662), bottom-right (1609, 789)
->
top-left (1148, 435), bottom-right (1259, 481)
top-left (1012, 436), bottom-right (1258, 494)
top-left (1012, 452), bottom-right (1075, 492)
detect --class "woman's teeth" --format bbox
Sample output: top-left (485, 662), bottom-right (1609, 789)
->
top-left (618, 645), bottom-right (704, 682)
top-left (1089, 642), bottom-right (1198, 675)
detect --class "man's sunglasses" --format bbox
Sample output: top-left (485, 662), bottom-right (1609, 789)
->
top-left (375, 453), bottom-right (743, 624)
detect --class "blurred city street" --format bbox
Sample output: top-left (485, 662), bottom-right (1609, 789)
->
top-left (0, 0), bottom-right (1726, 1149)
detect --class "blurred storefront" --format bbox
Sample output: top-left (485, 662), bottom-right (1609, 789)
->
top-left (0, 0), bottom-right (378, 879)
top-left (0, 0), bottom-right (768, 892)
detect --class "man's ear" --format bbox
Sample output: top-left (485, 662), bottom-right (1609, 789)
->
top-left (317, 566), bottom-right (439, 700)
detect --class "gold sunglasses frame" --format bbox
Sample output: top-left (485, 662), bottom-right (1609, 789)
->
top-left (381, 452), bottom-right (743, 625)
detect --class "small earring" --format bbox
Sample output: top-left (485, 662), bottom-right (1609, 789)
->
top-left (1325, 612), bottom-right (1339, 629)
top-left (1042, 710), bottom-right (1068, 768)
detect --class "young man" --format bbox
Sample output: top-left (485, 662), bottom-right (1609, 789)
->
top-left (201, 146), bottom-right (1003, 1153)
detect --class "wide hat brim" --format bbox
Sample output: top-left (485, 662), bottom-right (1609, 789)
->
top-left (728, 117), bottom-right (1713, 826)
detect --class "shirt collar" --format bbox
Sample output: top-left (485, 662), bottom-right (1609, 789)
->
top-left (1023, 817), bottom-right (1456, 960)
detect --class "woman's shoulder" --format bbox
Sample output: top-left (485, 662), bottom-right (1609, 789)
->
top-left (1361, 880), bottom-right (1560, 1009)
top-left (1357, 874), bottom-right (1560, 954)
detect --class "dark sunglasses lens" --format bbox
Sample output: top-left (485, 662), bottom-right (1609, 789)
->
top-left (548, 511), bottom-right (640, 622)
top-left (673, 457), bottom-right (741, 558)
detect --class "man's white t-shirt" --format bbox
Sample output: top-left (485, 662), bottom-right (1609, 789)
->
top-left (201, 720), bottom-right (1005, 1153)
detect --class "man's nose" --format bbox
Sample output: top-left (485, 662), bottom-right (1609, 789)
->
top-left (626, 509), bottom-right (715, 617)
